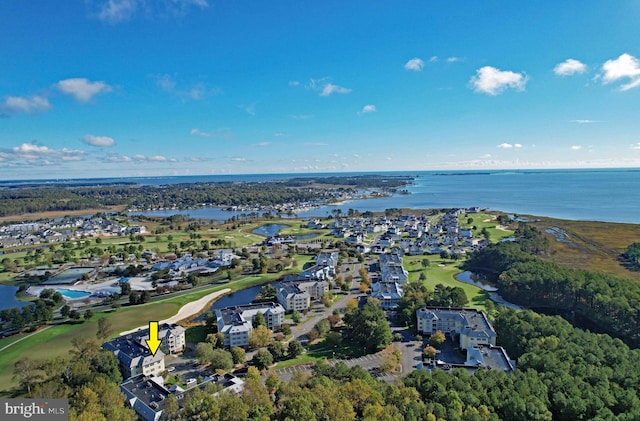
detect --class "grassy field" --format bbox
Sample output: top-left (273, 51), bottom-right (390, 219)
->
top-left (0, 272), bottom-right (286, 392)
top-left (404, 255), bottom-right (489, 309)
top-left (532, 217), bottom-right (640, 282)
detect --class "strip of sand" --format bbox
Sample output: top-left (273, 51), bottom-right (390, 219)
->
top-left (119, 288), bottom-right (230, 335)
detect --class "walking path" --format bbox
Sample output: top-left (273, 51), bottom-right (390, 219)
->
top-left (120, 288), bottom-right (230, 335)
top-left (0, 325), bottom-right (53, 352)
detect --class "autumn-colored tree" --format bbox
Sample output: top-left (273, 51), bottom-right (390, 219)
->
top-left (429, 330), bottom-right (446, 347)
top-left (249, 324), bottom-right (272, 348)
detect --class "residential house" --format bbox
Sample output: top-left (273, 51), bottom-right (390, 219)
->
top-left (370, 281), bottom-right (403, 309)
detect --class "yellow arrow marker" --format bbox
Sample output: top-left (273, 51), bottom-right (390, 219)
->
top-left (146, 321), bottom-right (162, 356)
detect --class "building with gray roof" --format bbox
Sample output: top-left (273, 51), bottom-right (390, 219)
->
top-left (216, 302), bottom-right (284, 348)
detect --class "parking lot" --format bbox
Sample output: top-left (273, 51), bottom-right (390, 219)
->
top-left (165, 355), bottom-right (211, 386)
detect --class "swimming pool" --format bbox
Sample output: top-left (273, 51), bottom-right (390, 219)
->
top-left (55, 288), bottom-right (92, 299)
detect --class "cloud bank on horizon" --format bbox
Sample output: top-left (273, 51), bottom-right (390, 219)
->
top-left (1, 1), bottom-right (640, 179)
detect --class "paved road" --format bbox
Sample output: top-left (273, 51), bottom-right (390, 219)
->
top-left (290, 263), bottom-right (362, 342)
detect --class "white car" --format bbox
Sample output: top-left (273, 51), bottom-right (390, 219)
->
top-left (167, 366), bottom-right (176, 372)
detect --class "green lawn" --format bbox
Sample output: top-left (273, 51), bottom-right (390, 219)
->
top-left (0, 271), bottom-right (286, 392)
top-left (404, 255), bottom-right (489, 309)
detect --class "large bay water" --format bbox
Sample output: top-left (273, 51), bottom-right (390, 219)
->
top-left (130, 169), bottom-right (640, 224)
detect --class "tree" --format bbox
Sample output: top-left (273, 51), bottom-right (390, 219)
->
top-left (291, 311), bottom-right (302, 324)
top-left (209, 349), bottom-right (234, 372)
top-left (440, 250), bottom-right (450, 260)
top-left (265, 372), bottom-right (280, 392)
top-left (419, 272), bottom-right (427, 281)
top-left (161, 394), bottom-right (179, 420)
top-left (120, 282), bottom-right (131, 296)
top-left (287, 340), bottom-right (304, 358)
top-left (230, 346), bottom-right (246, 365)
top-left (248, 325), bottom-right (272, 348)
top-left (423, 345), bottom-right (437, 359)
top-left (346, 298), bottom-right (359, 313)
top-left (315, 318), bottom-right (331, 337)
top-left (379, 349), bottom-right (401, 374)
top-left (421, 259), bottom-right (430, 268)
top-left (321, 291), bottom-right (333, 308)
top-left (343, 302), bottom-right (392, 352)
top-left (260, 284), bottom-right (277, 300)
top-left (325, 332), bottom-right (343, 349)
top-left (84, 309), bottom-right (93, 320)
top-left (61, 304), bottom-right (71, 317)
top-left (281, 323), bottom-right (292, 336)
top-left (13, 358), bottom-right (42, 395)
top-left (267, 341), bottom-right (285, 361)
top-left (429, 330), bottom-right (446, 347)
top-left (96, 318), bottom-right (113, 341)
top-left (195, 342), bottom-right (215, 364)
top-left (251, 350), bottom-right (273, 370)
top-left (69, 309), bottom-right (81, 320)
top-left (252, 311), bottom-right (266, 328)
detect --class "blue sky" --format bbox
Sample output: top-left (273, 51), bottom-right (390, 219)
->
top-left (2, 0), bottom-right (640, 179)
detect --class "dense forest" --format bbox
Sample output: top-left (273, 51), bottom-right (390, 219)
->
top-left (0, 175), bottom-right (413, 217)
top-left (465, 226), bottom-right (640, 348)
top-left (18, 310), bottom-right (640, 420)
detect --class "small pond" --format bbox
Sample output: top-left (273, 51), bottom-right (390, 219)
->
top-left (194, 281), bottom-right (281, 321)
top-left (454, 271), bottom-right (498, 291)
top-left (252, 224), bottom-right (319, 240)
top-left (0, 284), bottom-right (32, 311)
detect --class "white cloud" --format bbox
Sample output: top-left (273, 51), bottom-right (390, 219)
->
top-left (320, 83), bottom-right (351, 96)
top-left (497, 143), bottom-right (513, 149)
top-left (82, 134), bottom-right (115, 147)
top-left (288, 81), bottom-right (300, 86)
top-left (571, 145), bottom-right (583, 150)
top-left (253, 142), bottom-right (271, 147)
top-left (155, 74), bottom-right (216, 100)
top-left (514, 144), bottom-right (522, 148)
top-left (470, 66), bottom-right (528, 95)
top-left (631, 143), bottom-right (640, 150)
top-left (240, 103), bottom-right (256, 116)
top-left (56, 78), bottom-right (112, 102)
top-left (190, 128), bottom-right (212, 137)
top-left (148, 155), bottom-right (167, 161)
top-left (358, 104), bottom-right (376, 115)
top-left (404, 58), bottom-right (425, 71)
top-left (429, 56), bottom-right (439, 63)
top-left (481, 154), bottom-right (492, 159)
top-left (1, 142), bottom-right (85, 163)
top-left (571, 119), bottom-right (597, 124)
top-left (231, 157), bottom-right (247, 161)
top-left (96, 0), bottom-right (137, 23)
top-left (130, 154), bottom-right (170, 162)
top-left (554, 59), bottom-right (587, 76)
top-left (446, 57), bottom-right (461, 63)
top-left (94, 0), bottom-right (208, 24)
top-left (601, 53), bottom-right (640, 91)
top-left (105, 153), bottom-right (132, 162)
top-left (2, 95), bottom-right (51, 114)
top-left (190, 127), bottom-right (231, 138)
